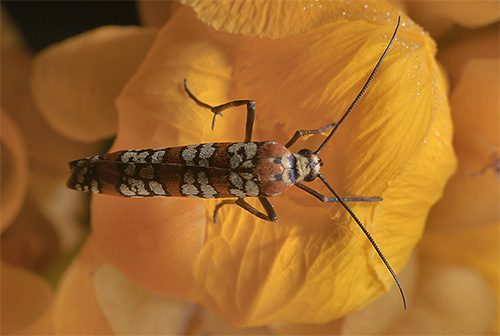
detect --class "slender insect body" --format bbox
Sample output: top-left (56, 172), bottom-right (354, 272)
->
top-left (67, 141), bottom-right (319, 199)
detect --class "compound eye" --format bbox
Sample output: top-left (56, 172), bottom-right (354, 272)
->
top-left (303, 173), bottom-right (317, 182)
top-left (298, 148), bottom-right (314, 158)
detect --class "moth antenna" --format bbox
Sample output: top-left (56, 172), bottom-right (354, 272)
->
top-left (315, 16), bottom-right (401, 154)
top-left (318, 174), bottom-right (407, 309)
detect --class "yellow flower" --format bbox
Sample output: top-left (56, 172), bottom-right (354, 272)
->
top-left (26, 0), bottom-right (482, 333)
top-left (87, 0), bottom-right (452, 327)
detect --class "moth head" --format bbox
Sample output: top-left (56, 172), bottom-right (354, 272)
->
top-left (295, 149), bottom-right (322, 182)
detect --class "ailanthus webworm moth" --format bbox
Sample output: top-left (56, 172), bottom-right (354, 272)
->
top-left (67, 17), bottom-right (406, 308)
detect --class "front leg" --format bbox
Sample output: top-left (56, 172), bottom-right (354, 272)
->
top-left (184, 79), bottom-right (256, 142)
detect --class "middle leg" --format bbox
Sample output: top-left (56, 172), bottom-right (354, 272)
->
top-left (213, 197), bottom-right (278, 223)
top-left (184, 79), bottom-right (256, 142)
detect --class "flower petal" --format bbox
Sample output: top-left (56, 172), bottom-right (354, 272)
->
top-left (184, 0), bottom-right (422, 38)
top-left (269, 252), bottom-right (418, 335)
top-left (52, 237), bottom-right (113, 335)
top-left (0, 111), bottom-right (28, 232)
top-left (1, 197), bottom-right (59, 270)
top-left (32, 26), bottom-right (158, 142)
top-left (387, 262), bottom-right (496, 334)
top-left (424, 58), bottom-right (499, 334)
top-left (1, 261), bottom-right (53, 335)
top-left (93, 264), bottom-right (197, 334)
top-left (92, 197), bottom-right (206, 299)
top-left (340, 252), bottom-right (418, 334)
top-left (408, 0), bottom-right (499, 34)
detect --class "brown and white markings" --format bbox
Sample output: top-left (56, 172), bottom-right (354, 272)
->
top-left (67, 141), bottom-right (297, 199)
top-left (67, 18), bottom-right (407, 309)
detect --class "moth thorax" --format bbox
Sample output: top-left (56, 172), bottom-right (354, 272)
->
top-left (295, 149), bottom-right (322, 182)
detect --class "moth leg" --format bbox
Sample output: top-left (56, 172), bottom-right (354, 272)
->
top-left (184, 79), bottom-right (256, 142)
top-left (295, 182), bottom-right (382, 203)
top-left (213, 200), bottom-right (236, 223)
top-left (285, 122), bottom-right (337, 148)
top-left (213, 197), bottom-right (277, 223)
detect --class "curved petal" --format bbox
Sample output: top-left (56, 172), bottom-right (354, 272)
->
top-left (52, 237), bottom-right (113, 335)
top-left (32, 26), bottom-right (158, 142)
top-left (1, 111), bottom-right (28, 232)
top-left (184, 0), bottom-right (422, 38)
top-left (428, 59), bottom-right (499, 232)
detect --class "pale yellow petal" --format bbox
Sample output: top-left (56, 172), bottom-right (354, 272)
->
top-left (32, 26), bottom-right (157, 142)
top-left (427, 59), bottom-right (499, 232)
top-left (52, 237), bottom-right (113, 335)
top-left (93, 264), bottom-right (196, 335)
